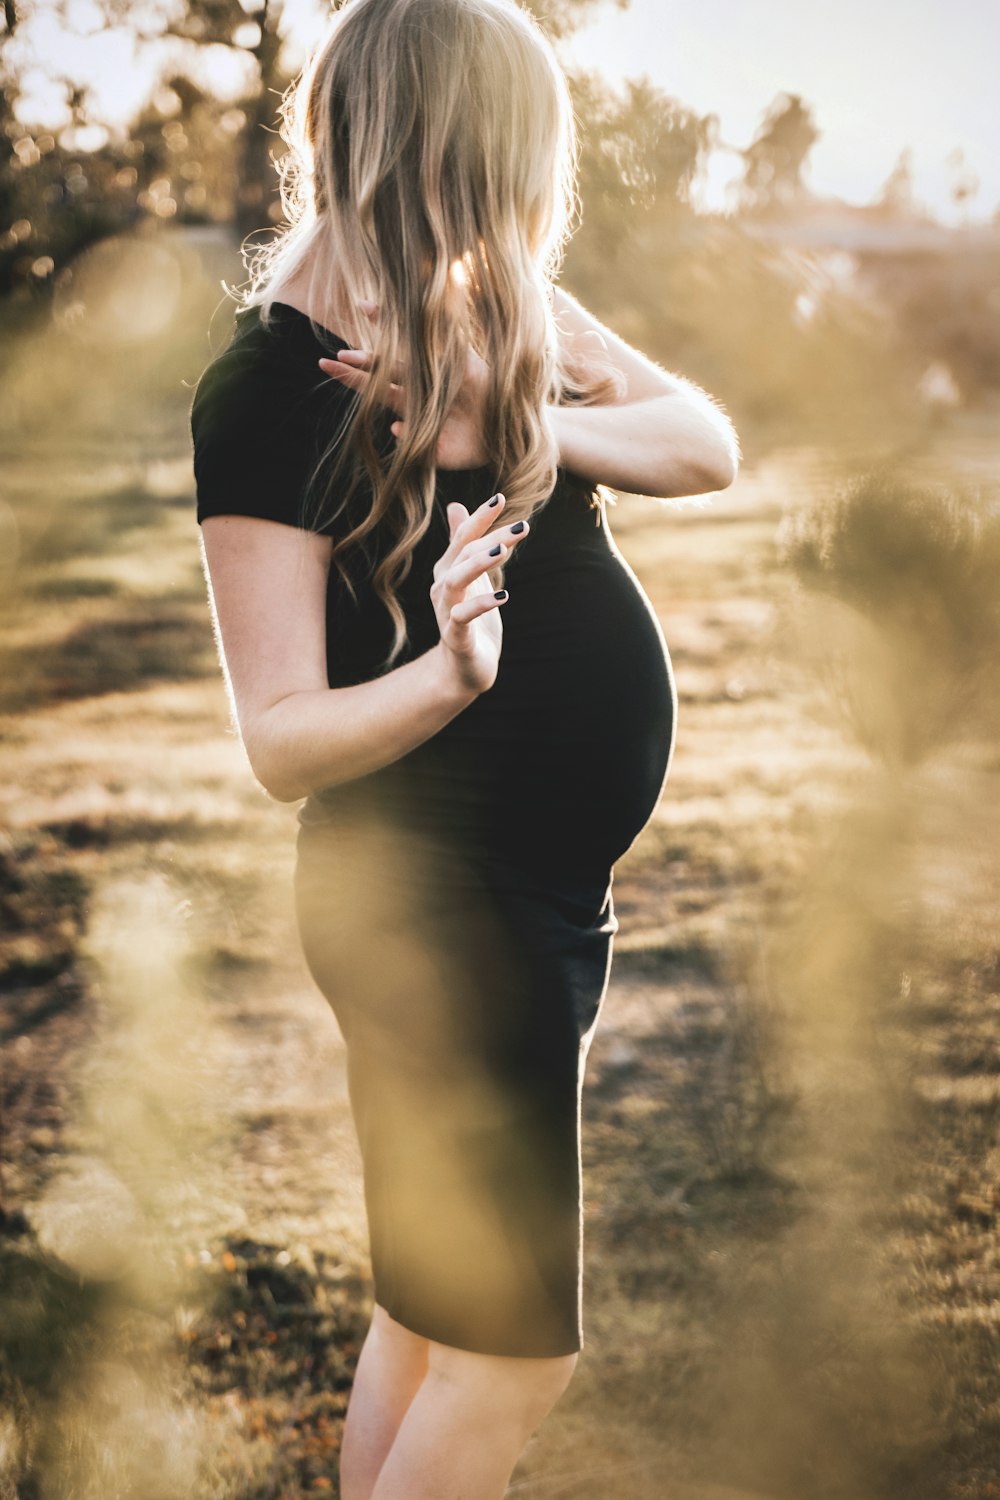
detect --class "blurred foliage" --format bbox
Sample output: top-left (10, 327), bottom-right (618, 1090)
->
top-left (858, 246), bottom-right (1000, 401)
top-left (0, 0), bottom-right (634, 289)
top-left (570, 70), bottom-right (715, 216)
top-left (735, 91), bottom-right (820, 217)
top-left (1, 0), bottom-right (998, 425)
top-left (528, 0), bottom-right (631, 38)
top-left (560, 77), bottom-right (923, 444)
top-left (777, 470), bottom-right (1000, 765)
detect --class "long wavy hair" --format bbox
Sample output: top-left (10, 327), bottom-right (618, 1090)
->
top-left (237, 0), bottom-right (625, 667)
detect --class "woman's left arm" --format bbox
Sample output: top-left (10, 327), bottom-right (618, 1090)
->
top-left (321, 292), bottom-right (741, 493)
top-left (550, 286), bottom-right (741, 499)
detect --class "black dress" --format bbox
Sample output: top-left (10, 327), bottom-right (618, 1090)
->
top-left (190, 300), bottom-right (677, 1358)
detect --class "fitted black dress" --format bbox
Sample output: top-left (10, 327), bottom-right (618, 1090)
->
top-left (190, 300), bottom-right (677, 1358)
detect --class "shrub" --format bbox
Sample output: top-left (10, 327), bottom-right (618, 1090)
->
top-left (777, 469), bottom-right (1000, 764)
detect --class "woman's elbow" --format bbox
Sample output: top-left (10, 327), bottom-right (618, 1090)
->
top-left (671, 447), bottom-right (739, 499)
top-left (703, 450), bottom-right (740, 492)
top-left (693, 426), bottom-right (741, 493)
top-left (262, 773), bottom-right (308, 805)
top-left (249, 748), bottom-right (306, 804)
top-left (663, 404), bottom-right (741, 497)
top-left (241, 719), bottom-right (308, 804)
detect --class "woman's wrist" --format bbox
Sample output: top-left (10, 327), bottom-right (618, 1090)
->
top-left (252, 644), bottom-right (482, 803)
top-left (426, 640), bottom-right (483, 711)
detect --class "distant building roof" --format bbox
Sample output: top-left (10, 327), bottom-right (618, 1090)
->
top-left (739, 198), bottom-right (1000, 255)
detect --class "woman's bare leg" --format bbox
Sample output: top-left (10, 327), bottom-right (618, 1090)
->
top-left (339, 1303), bottom-right (431, 1500)
top-left (369, 1342), bottom-right (579, 1500)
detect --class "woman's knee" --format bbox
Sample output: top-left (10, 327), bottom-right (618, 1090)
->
top-left (427, 1342), bottom-right (579, 1429)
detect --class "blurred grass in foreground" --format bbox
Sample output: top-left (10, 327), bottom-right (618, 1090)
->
top-left (1, 221), bottom-right (1000, 1497)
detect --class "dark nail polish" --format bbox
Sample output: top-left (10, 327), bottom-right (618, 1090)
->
top-left (494, 590), bottom-right (508, 600)
top-left (510, 521), bottom-right (525, 534)
top-left (489, 543), bottom-right (502, 557)
top-left (488, 494), bottom-right (502, 507)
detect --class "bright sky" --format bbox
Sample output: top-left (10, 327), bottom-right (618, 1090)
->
top-left (9, 0), bottom-right (997, 225)
top-left (560, 0), bottom-right (998, 223)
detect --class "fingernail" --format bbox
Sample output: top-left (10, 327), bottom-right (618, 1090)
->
top-left (488, 543), bottom-right (502, 557)
top-left (488, 494), bottom-right (502, 507)
top-left (510, 520), bottom-right (525, 534)
top-left (494, 590), bottom-right (508, 600)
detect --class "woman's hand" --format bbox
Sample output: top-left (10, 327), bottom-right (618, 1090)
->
top-left (431, 492), bottom-right (529, 696)
top-left (318, 300), bottom-right (491, 470)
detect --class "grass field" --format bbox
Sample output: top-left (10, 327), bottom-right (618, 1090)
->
top-left (2, 226), bottom-right (1000, 1500)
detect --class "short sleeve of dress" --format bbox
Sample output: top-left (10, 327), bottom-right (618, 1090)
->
top-left (190, 336), bottom-right (345, 536)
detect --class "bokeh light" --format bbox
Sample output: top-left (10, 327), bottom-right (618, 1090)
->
top-left (52, 235), bottom-right (184, 345)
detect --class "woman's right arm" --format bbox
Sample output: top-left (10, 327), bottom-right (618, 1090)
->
top-left (199, 494), bottom-right (524, 804)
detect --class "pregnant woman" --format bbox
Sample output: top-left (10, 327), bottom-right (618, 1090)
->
top-left (190, 0), bottom-right (739, 1495)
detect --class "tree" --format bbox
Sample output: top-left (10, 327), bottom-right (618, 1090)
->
top-left (0, 0), bottom-right (638, 284)
top-left (735, 91), bottom-right (819, 216)
top-left (874, 147), bottom-right (918, 219)
top-left (570, 71), bottom-right (713, 229)
top-left (944, 145), bottom-right (980, 224)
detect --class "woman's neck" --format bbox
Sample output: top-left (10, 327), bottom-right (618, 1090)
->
top-left (270, 262), bottom-right (354, 335)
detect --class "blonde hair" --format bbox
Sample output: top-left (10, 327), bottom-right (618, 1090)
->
top-left (238, 0), bottom-right (624, 666)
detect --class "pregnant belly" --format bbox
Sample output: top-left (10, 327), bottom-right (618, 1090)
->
top-left (300, 530), bottom-right (677, 885)
top-left (397, 543), bottom-right (677, 880)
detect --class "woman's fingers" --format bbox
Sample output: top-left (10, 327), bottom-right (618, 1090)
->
top-left (318, 357), bottom-right (407, 415)
top-left (318, 344), bottom-right (389, 371)
top-left (437, 523), bottom-right (528, 614)
top-left (449, 589), bottom-right (507, 627)
top-left (335, 347), bottom-right (411, 400)
top-left (442, 540), bottom-right (509, 601)
top-left (446, 501), bottom-right (470, 536)
top-left (452, 519), bottom-right (528, 576)
top-left (337, 347), bottom-right (405, 377)
top-left (437, 493), bottom-right (506, 572)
